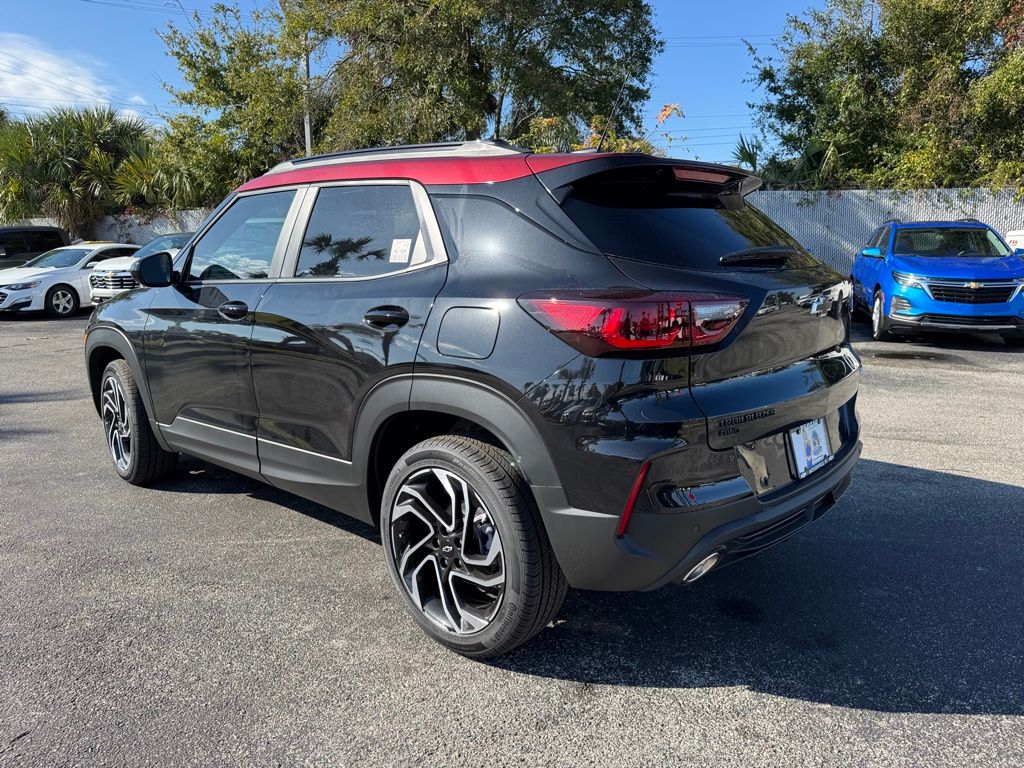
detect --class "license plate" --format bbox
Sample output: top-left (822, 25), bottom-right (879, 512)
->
top-left (789, 418), bottom-right (833, 479)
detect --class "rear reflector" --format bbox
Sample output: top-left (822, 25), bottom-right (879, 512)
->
top-left (518, 290), bottom-right (747, 356)
top-left (616, 461), bottom-right (651, 537)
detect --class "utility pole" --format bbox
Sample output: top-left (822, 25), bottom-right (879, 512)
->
top-left (303, 31), bottom-right (312, 157)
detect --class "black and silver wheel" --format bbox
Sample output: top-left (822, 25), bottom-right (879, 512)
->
top-left (871, 290), bottom-right (892, 341)
top-left (381, 435), bottom-right (567, 658)
top-left (45, 284), bottom-right (78, 317)
top-left (101, 374), bottom-right (133, 473)
top-left (99, 360), bottom-right (178, 485)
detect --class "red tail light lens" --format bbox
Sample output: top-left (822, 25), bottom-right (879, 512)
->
top-left (518, 291), bottom-right (747, 355)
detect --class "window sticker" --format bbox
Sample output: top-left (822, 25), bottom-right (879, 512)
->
top-left (389, 238), bottom-right (412, 263)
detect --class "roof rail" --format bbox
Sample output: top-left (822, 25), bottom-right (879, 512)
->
top-left (881, 218), bottom-right (901, 225)
top-left (269, 139), bottom-right (529, 174)
top-left (957, 217), bottom-right (981, 223)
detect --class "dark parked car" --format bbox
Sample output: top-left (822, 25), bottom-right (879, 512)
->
top-left (84, 141), bottom-right (862, 657)
top-left (0, 226), bottom-right (69, 270)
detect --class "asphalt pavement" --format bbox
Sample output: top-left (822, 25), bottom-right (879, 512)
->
top-left (1, 313), bottom-right (1022, 767)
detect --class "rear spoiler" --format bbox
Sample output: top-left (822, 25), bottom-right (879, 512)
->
top-left (526, 153), bottom-right (762, 205)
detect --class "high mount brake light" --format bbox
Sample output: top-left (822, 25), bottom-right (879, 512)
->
top-left (518, 291), bottom-right (748, 355)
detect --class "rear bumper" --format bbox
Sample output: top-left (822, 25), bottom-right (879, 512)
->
top-left (535, 436), bottom-right (861, 592)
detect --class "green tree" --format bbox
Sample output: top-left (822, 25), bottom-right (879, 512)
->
top-left (163, 0), bottom-right (661, 160)
top-left (749, 0), bottom-right (1024, 189)
top-left (160, 3), bottom-right (328, 181)
top-left (318, 0), bottom-right (661, 148)
top-left (0, 107), bottom-right (152, 237)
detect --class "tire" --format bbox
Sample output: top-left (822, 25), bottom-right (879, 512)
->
top-left (380, 435), bottom-right (568, 658)
top-left (1003, 335), bottom-right (1024, 348)
top-left (100, 360), bottom-right (178, 485)
top-left (848, 280), bottom-right (866, 320)
top-left (45, 284), bottom-right (79, 318)
top-left (871, 290), bottom-right (892, 341)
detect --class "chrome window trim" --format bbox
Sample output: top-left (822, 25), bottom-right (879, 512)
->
top-left (276, 179), bottom-right (450, 283)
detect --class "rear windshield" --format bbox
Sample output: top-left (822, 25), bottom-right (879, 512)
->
top-left (892, 227), bottom-right (1009, 257)
top-left (561, 166), bottom-right (813, 269)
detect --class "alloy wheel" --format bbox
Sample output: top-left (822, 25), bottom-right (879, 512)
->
top-left (872, 295), bottom-right (882, 335)
top-left (51, 289), bottom-right (75, 315)
top-left (101, 375), bottom-right (132, 473)
top-left (389, 467), bottom-right (505, 635)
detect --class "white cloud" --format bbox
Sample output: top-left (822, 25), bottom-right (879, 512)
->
top-left (0, 32), bottom-right (148, 118)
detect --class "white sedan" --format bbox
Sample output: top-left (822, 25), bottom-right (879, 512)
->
top-left (0, 242), bottom-right (139, 317)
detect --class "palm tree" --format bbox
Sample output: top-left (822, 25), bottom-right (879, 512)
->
top-left (0, 107), bottom-right (152, 237)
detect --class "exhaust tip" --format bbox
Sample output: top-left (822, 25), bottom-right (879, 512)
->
top-left (683, 552), bottom-right (720, 583)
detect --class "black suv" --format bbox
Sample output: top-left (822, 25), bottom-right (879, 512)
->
top-left (0, 226), bottom-right (69, 270)
top-left (85, 142), bottom-right (861, 657)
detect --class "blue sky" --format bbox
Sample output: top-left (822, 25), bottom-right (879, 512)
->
top-left (1, 0), bottom-right (819, 163)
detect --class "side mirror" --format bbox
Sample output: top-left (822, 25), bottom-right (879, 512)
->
top-left (860, 247), bottom-right (883, 258)
top-left (1013, 248), bottom-right (1024, 258)
top-left (131, 251), bottom-right (175, 287)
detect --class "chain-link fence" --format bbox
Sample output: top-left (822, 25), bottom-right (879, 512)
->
top-left (750, 188), bottom-right (1024, 274)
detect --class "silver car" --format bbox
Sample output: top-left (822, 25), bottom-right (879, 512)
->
top-left (90, 232), bottom-right (193, 304)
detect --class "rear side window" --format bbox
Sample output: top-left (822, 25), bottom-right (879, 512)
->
top-left (561, 167), bottom-right (813, 269)
top-left (294, 185), bottom-right (426, 278)
top-left (26, 231), bottom-right (65, 251)
top-left (187, 191), bottom-right (295, 281)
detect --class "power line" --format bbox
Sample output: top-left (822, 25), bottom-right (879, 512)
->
top-left (0, 62), bottom-right (153, 110)
top-left (0, 50), bottom-right (126, 104)
top-left (78, 0), bottom-right (215, 17)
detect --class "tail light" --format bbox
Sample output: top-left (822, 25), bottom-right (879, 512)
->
top-left (518, 290), bottom-right (748, 356)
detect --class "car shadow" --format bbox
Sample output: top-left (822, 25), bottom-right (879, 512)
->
top-left (153, 455), bottom-right (1024, 715)
top-left (488, 460), bottom-right (1024, 716)
top-left (156, 456), bottom-right (380, 544)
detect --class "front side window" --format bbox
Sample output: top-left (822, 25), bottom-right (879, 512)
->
top-left (893, 227), bottom-right (1010, 257)
top-left (186, 191), bottom-right (295, 281)
top-left (294, 185), bottom-right (426, 278)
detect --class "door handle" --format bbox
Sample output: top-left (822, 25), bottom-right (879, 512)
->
top-left (364, 306), bottom-right (409, 329)
top-left (218, 300), bottom-right (249, 320)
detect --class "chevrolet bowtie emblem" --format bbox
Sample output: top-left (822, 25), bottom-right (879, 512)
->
top-left (965, 281), bottom-right (983, 289)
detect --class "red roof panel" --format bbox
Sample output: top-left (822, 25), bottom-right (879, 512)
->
top-left (236, 152), bottom-right (608, 192)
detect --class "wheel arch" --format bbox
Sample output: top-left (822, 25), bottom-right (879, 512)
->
top-left (354, 374), bottom-right (562, 525)
top-left (85, 325), bottom-right (171, 451)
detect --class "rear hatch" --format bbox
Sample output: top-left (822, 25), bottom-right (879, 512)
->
top-left (540, 159), bottom-right (859, 476)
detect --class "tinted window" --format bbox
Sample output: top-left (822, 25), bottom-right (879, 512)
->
top-left (187, 191), bottom-right (294, 281)
top-left (866, 226), bottom-right (884, 248)
top-left (294, 185), bottom-right (425, 278)
top-left (25, 231), bottom-right (65, 251)
top-left (0, 232), bottom-right (27, 255)
top-left (561, 167), bottom-right (812, 269)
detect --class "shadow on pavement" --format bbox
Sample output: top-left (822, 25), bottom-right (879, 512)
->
top-left (157, 456), bottom-right (380, 543)
top-left (491, 460), bottom-right (1024, 716)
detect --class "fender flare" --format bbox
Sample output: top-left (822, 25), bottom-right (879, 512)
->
top-left (84, 325), bottom-right (171, 451)
top-left (350, 373), bottom-right (562, 491)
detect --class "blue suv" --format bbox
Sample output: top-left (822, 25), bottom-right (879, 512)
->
top-left (851, 219), bottom-right (1024, 345)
